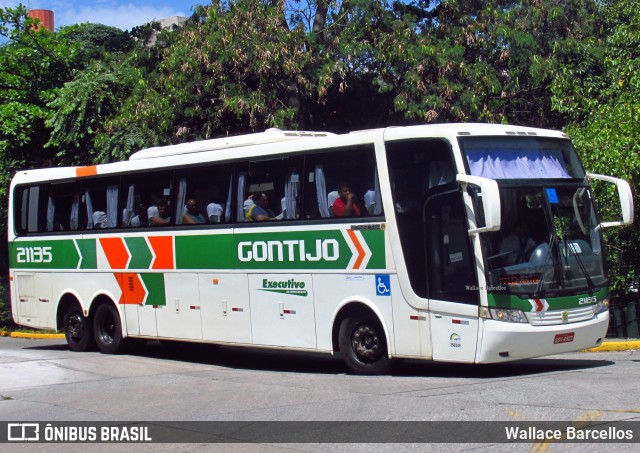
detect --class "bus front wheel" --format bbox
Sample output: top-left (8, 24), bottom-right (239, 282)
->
top-left (93, 303), bottom-right (125, 354)
top-left (63, 307), bottom-right (94, 352)
top-left (338, 315), bottom-right (390, 375)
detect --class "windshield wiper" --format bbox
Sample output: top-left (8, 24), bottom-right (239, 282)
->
top-left (533, 232), bottom-right (559, 298)
top-left (533, 233), bottom-right (558, 298)
top-left (563, 238), bottom-right (595, 293)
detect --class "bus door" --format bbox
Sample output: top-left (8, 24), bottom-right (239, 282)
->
top-left (13, 271), bottom-right (53, 328)
top-left (118, 272), bottom-right (202, 340)
top-left (386, 137), bottom-right (479, 359)
top-left (424, 188), bottom-right (480, 362)
top-left (199, 273), bottom-right (252, 344)
top-left (154, 273), bottom-right (203, 340)
top-left (248, 274), bottom-right (317, 349)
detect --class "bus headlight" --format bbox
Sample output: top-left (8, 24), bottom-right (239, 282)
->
top-left (489, 308), bottom-right (528, 323)
top-left (594, 298), bottom-right (609, 315)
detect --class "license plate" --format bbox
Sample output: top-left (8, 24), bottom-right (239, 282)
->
top-left (554, 332), bottom-right (575, 344)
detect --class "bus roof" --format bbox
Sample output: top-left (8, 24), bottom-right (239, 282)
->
top-left (379, 123), bottom-right (570, 141)
top-left (129, 128), bottom-right (336, 160)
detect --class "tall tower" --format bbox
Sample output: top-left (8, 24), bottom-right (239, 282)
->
top-left (28, 9), bottom-right (54, 32)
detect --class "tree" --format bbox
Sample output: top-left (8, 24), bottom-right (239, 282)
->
top-left (45, 60), bottom-right (140, 165)
top-left (61, 23), bottom-right (134, 61)
top-left (552, 0), bottom-right (640, 299)
top-left (0, 7), bottom-right (137, 275)
top-left (98, 0), bottom-right (317, 149)
top-left (373, 0), bottom-right (600, 127)
top-left (0, 6), bottom-right (80, 277)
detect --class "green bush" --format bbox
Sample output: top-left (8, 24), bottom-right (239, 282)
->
top-left (0, 281), bottom-right (14, 328)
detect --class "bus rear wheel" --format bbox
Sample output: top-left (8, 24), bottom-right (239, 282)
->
top-left (63, 307), bottom-right (94, 352)
top-left (339, 315), bottom-right (390, 375)
top-left (93, 303), bottom-right (125, 354)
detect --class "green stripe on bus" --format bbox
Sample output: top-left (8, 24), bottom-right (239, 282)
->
top-left (9, 240), bottom-right (80, 269)
top-left (77, 239), bottom-right (97, 269)
top-left (175, 229), bottom-right (385, 270)
top-left (140, 273), bottom-right (166, 306)
top-left (125, 237), bottom-right (153, 269)
top-left (10, 228), bottom-right (386, 271)
top-left (487, 287), bottom-right (609, 311)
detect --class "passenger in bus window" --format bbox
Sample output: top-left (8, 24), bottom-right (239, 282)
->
top-left (247, 192), bottom-right (276, 221)
top-left (182, 198), bottom-right (206, 224)
top-left (332, 182), bottom-right (362, 217)
top-left (150, 200), bottom-right (171, 226)
top-left (130, 196), bottom-right (148, 227)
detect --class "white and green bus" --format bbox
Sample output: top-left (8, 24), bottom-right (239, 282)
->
top-left (8, 124), bottom-right (633, 374)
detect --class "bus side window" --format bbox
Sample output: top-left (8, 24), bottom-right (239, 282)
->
top-left (242, 157), bottom-right (302, 223)
top-left (14, 186), bottom-right (30, 234)
top-left (174, 163), bottom-right (233, 225)
top-left (303, 145), bottom-right (378, 220)
top-left (48, 182), bottom-right (76, 231)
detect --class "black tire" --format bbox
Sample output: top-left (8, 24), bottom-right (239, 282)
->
top-left (338, 314), bottom-right (390, 375)
top-left (63, 306), bottom-right (95, 352)
top-left (93, 303), bottom-right (126, 354)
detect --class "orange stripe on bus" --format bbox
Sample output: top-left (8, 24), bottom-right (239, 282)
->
top-left (346, 229), bottom-right (365, 269)
top-left (75, 165), bottom-right (98, 177)
top-left (148, 236), bottom-right (174, 269)
top-left (99, 237), bottom-right (130, 269)
top-left (115, 273), bottom-right (147, 304)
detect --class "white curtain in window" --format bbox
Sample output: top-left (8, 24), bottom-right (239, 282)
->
top-left (175, 177), bottom-right (187, 225)
top-left (284, 172), bottom-right (298, 219)
top-left (237, 172), bottom-right (247, 222)
top-left (46, 196), bottom-right (55, 231)
top-left (70, 194), bottom-right (79, 230)
top-left (466, 148), bottom-right (571, 179)
top-left (85, 190), bottom-right (94, 229)
top-left (373, 168), bottom-right (382, 215)
top-left (123, 184), bottom-right (135, 226)
top-left (106, 185), bottom-right (118, 228)
top-left (225, 178), bottom-right (232, 222)
top-left (315, 165), bottom-right (330, 218)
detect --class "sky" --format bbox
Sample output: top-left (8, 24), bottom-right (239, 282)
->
top-left (0, 0), bottom-right (204, 31)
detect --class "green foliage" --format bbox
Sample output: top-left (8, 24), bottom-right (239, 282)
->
top-left (0, 282), bottom-right (11, 327)
top-left (96, 0), bottom-right (315, 152)
top-left (60, 23), bottom-right (134, 63)
top-left (374, 0), bottom-right (599, 126)
top-left (45, 60), bottom-right (139, 164)
top-left (553, 0), bottom-right (640, 298)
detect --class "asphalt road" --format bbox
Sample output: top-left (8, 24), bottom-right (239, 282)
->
top-left (0, 336), bottom-right (639, 452)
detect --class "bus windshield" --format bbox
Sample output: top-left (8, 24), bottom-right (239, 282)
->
top-left (460, 137), bottom-right (605, 297)
top-left (480, 185), bottom-right (606, 296)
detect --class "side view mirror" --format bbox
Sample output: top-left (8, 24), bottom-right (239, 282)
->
top-left (587, 173), bottom-right (634, 229)
top-left (456, 174), bottom-right (501, 235)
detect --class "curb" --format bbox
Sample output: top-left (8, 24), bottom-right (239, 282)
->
top-left (1, 332), bottom-right (639, 351)
top-left (0, 331), bottom-right (65, 339)
top-left (582, 340), bottom-right (640, 352)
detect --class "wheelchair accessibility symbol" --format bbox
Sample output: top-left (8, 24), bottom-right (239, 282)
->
top-left (376, 274), bottom-right (391, 296)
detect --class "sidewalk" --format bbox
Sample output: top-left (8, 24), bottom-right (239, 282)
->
top-left (1, 331), bottom-right (639, 351)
